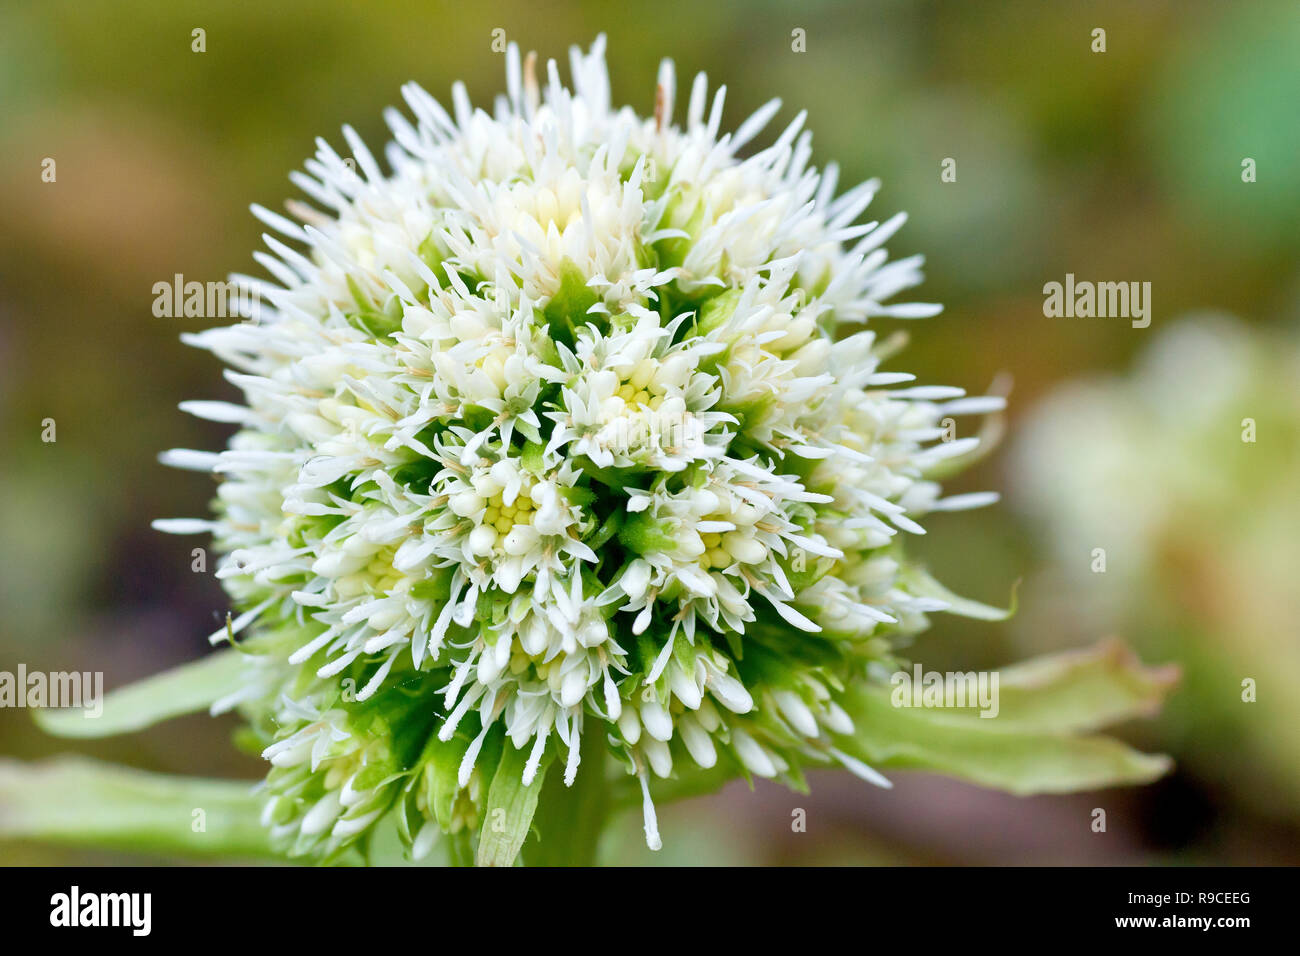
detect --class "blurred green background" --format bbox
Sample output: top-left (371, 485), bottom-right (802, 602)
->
top-left (2, 0), bottom-right (1298, 864)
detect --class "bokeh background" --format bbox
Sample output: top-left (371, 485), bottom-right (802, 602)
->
top-left (2, 0), bottom-right (1298, 864)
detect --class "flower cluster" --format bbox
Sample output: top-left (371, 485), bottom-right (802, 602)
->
top-left (157, 37), bottom-right (1002, 859)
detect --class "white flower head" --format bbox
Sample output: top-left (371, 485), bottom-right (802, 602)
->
top-left (156, 36), bottom-right (1002, 858)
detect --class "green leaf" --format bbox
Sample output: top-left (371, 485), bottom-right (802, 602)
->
top-left (475, 744), bottom-right (550, 867)
top-left (0, 757), bottom-right (278, 861)
top-left (836, 642), bottom-right (1177, 795)
top-left (971, 637), bottom-right (1181, 733)
top-left (34, 649), bottom-right (245, 739)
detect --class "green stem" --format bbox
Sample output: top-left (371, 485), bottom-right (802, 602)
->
top-left (526, 732), bottom-right (609, 867)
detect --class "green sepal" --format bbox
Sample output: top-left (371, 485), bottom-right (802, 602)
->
top-left (901, 565), bottom-right (1019, 621)
top-left (695, 287), bottom-right (742, 335)
top-left (542, 259), bottom-right (601, 349)
top-left (346, 275), bottom-right (404, 337)
top-left (618, 510), bottom-right (677, 555)
top-left (778, 548), bottom-right (836, 594)
top-left (521, 439), bottom-right (547, 476)
top-left (34, 649), bottom-right (246, 740)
